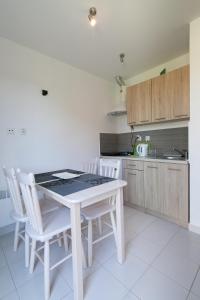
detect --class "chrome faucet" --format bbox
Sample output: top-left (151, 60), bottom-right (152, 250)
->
top-left (172, 148), bottom-right (188, 158)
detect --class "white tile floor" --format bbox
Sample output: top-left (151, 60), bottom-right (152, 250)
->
top-left (1, 206), bottom-right (200, 300)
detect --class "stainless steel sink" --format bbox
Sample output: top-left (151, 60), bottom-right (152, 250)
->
top-left (147, 155), bottom-right (186, 161)
top-left (163, 156), bottom-right (185, 160)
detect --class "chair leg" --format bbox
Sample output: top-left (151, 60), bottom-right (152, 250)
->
top-left (57, 234), bottom-right (62, 247)
top-left (110, 211), bottom-right (117, 246)
top-left (13, 221), bottom-right (20, 251)
top-left (88, 220), bottom-right (93, 267)
top-left (25, 232), bottom-right (29, 268)
top-left (63, 231), bottom-right (68, 252)
top-left (44, 241), bottom-right (50, 300)
top-left (29, 239), bottom-right (36, 274)
top-left (81, 241), bottom-right (87, 268)
top-left (97, 217), bottom-right (102, 235)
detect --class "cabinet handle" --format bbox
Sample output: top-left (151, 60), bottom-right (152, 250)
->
top-left (174, 114), bottom-right (187, 118)
top-left (140, 120), bottom-right (149, 123)
top-left (147, 166), bottom-right (158, 169)
top-left (128, 164), bottom-right (136, 167)
top-left (155, 117), bottom-right (166, 121)
top-left (129, 173), bottom-right (137, 176)
top-left (168, 168), bottom-right (181, 171)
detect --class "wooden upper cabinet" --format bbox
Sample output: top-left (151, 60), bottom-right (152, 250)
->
top-left (126, 86), bottom-right (138, 124)
top-left (151, 75), bottom-right (170, 122)
top-left (126, 80), bottom-right (152, 125)
top-left (137, 80), bottom-right (152, 124)
top-left (126, 65), bottom-right (190, 125)
top-left (170, 65), bottom-right (190, 120)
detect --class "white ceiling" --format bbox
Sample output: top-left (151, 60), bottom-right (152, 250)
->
top-left (0, 0), bottom-right (200, 81)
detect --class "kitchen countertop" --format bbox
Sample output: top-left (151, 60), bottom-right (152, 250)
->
top-left (101, 155), bottom-right (189, 165)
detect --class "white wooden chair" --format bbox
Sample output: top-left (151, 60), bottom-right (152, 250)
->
top-left (82, 158), bottom-right (98, 174)
top-left (18, 171), bottom-right (86, 300)
top-left (2, 167), bottom-right (60, 267)
top-left (81, 158), bottom-right (121, 267)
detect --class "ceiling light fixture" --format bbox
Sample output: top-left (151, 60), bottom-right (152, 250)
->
top-left (88, 7), bottom-right (97, 27)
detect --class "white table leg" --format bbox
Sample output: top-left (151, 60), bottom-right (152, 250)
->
top-left (116, 187), bottom-right (125, 264)
top-left (71, 203), bottom-right (83, 300)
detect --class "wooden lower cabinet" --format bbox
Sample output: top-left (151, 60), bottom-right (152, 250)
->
top-left (123, 159), bottom-right (189, 227)
top-left (161, 163), bottom-right (188, 226)
top-left (124, 168), bottom-right (144, 207)
top-left (144, 162), bottom-right (163, 214)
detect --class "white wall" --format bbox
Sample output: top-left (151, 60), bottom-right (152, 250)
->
top-left (114, 54), bottom-right (189, 133)
top-left (0, 37), bottom-right (115, 190)
top-left (189, 18), bottom-right (200, 233)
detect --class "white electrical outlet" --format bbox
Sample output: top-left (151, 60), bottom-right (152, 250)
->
top-left (7, 128), bottom-right (15, 135)
top-left (20, 128), bottom-right (26, 135)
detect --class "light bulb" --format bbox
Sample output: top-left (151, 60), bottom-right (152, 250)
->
top-left (90, 18), bottom-right (96, 26)
top-left (89, 16), bottom-right (96, 26)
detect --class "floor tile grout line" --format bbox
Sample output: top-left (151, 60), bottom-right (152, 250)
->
top-left (101, 252), bottom-right (150, 291)
top-left (90, 212), bottom-right (184, 298)
top-left (147, 225), bottom-right (182, 266)
top-left (1, 208), bottom-right (199, 300)
top-left (144, 226), bottom-right (195, 292)
top-left (144, 224), bottom-right (200, 293)
top-left (121, 289), bottom-right (141, 300)
top-left (185, 265), bottom-right (200, 300)
top-left (97, 264), bottom-right (130, 291)
top-left (128, 226), bottom-right (192, 296)
top-left (1, 240), bottom-right (20, 299)
top-left (150, 264), bottom-right (190, 292)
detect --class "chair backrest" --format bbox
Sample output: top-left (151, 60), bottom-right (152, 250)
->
top-left (82, 158), bottom-right (98, 174)
top-left (99, 158), bottom-right (121, 179)
top-left (2, 167), bottom-right (25, 217)
top-left (17, 171), bottom-right (43, 234)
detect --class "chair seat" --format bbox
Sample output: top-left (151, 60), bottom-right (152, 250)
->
top-left (10, 210), bottom-right (28, 222)
top-left (26, 207), bottom-right (72, 242)
top-left (81, 201), bottom-right (115, 220)
top-left (39, 197), bottom-right (61, 214)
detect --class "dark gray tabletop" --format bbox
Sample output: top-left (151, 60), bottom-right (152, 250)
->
top-left (34, 169), bottom-right (84, 184)
top-left (35, 170), bottom-right (115, 197)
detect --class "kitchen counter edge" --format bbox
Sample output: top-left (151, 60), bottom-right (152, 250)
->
top-left (101, 156), bottom-right (189, 165)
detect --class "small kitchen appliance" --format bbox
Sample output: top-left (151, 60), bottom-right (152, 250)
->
top-left (136, 143), bottom-right (148, 157)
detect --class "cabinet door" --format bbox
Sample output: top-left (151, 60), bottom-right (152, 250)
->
top-left (137, 80), bottom-right (152, 124)
top-left (144, 162), bottom-right (163, 213)
top-left (126, 86), bottom-right (138, 125)
top-left (170, 65), bottom-right (190, 119)
top-left (124, 169), bottom-right (144, 207)
top-left (162, 163), bottom-right (188, 225)
top-left (152, 75), bottom-right (170, 122)
top-left (126, 80), bottom-right (152, 125)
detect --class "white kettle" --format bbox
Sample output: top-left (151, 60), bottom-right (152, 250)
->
top-left (136, 143), bottom-right (148, 157)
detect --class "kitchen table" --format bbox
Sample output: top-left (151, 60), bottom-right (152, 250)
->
top-left (35, 169), bottom-right (127, 300)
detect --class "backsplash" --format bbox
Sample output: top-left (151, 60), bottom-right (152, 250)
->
top-left (100, 127), bottom-right (188, 154)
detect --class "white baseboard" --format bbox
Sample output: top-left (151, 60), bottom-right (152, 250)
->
top-left (189, 223), bottom-right (200, 235)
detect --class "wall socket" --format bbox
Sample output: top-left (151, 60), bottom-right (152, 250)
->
top-left (7, 128), bottom-right (15, 135)
top-left (20, 128), bottom-right (26, 135)
top-left (7, 128), bottom-right (27, 136)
